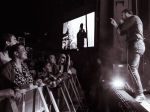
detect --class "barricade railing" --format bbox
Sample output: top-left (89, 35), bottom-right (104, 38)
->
top-left (0, 74), bottom-right (87, 112)
top-left (9, 85), bottom-right (52, 112)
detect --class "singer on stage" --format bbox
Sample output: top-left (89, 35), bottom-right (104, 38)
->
top-left (110, 9), bottom-right (145, 102)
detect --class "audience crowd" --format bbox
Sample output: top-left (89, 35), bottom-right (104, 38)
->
top-left (0, 33), bottom-right (106, 111)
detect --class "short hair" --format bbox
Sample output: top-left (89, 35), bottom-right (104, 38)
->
top-left (122, 9), bottom-right (133, 15)
top-left (8, 43), bottom-right (24, 59)
top-left (0, 33), bottom-right (14, 51)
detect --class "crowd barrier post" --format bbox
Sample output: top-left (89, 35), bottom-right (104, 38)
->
top-left (46, 86), bottom-right (60, 112)
top-left (72, 75), bottom-right (87, 105)
top-left (22, 92), bottom-right (26, 112)
top-left (9, 99), bottom-right (19, 112)
top-left (63, 81), bottom-right (76, 112)
top-left (37, 87), bottom-right (50, 112)
top-left (69, 79), bottom-right (83, 112)
top-left (75, 74), bottom-right (86, 102)
top-left (60, 87), bottom-right (71, 111)
top-left (71, 78), bottom-right (82, 103)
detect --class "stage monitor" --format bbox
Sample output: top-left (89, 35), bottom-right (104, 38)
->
top-left (62, 12), bottom-right (95, 50)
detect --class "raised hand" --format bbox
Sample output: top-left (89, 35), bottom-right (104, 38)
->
top-left (110, 18), bottom-right (118, 28)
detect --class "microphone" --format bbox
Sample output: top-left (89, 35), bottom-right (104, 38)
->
top-left (118, 19), bottom-right (124, 26)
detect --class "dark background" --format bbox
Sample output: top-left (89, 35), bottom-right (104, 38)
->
top-left (1, 0), bottom-right (150, 89)
top-left (0, 0), bottom-right (96, 51)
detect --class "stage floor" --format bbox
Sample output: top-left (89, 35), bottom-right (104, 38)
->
top-left (141, 94), bottom-right (150, 112)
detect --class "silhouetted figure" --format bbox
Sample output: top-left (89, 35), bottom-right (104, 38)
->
top-left (77, 23), bottom-right (86, 50)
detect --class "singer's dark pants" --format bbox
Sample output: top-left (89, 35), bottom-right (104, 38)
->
top-left (128, 39), bottom-right (145, 95)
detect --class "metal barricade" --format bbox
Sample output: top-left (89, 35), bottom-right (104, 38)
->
top-left (0, 73), bottom-right (87, 112)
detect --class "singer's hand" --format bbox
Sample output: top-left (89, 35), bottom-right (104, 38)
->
top-left (110, 18), bottom-right (118, 28)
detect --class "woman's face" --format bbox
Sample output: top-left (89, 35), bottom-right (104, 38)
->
top-left (59, 57), bottom-right (65, 64)
top-left (16, 45), bottom-right (27, 60)
top-left (44, 62), bottom-right (52, 73)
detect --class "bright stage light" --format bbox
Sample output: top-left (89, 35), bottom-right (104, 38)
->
top-left (112, 79), bottom-right (125, 89)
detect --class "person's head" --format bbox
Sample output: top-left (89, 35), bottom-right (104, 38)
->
top-left (80, 23), bottom-right (83, 30)
top-left (57, 54), bottom-right (66, 65)
top-left (9, 43), bottom-right (27, 61)
top-left (122, 9), bottom-right (133, 20)
top-left (42, 61), bottom-right (52, 73)
top-left (48, 54), bottom-right (56, 65)
top-left (0, 33), bottom-right (18, 51)
top-left (62, 42), bottom-right (66, 49)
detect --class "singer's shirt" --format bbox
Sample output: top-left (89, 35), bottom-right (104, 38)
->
top-left (118, 15), bottom-right (144, 42)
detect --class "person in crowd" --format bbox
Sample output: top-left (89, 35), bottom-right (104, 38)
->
top-left (110, 9), bottom-right (145, 102)
top-left (0, 44), bottom-right (33, 100)
top-left (89, 58), bottom-right (105, 111)
top-left (27, 60), bottom-right (37, 80)
top-left (56, 54), bottom-right (71, 77)
top-left (92, 58), bottom-right (103, 85)
top-left (39, 60), bottom-right (67, 111)
top-left (0, 33), bottom-right (18, 67)
top-left (0, 33), bottom-right (18, 103)
top-left (46, 54), bottom-right (69, 82)
top-left (47, 54), bottom-right (59, 76)
top-left (56, 54), bottom-right (66, 74)
top-left (55, 54), bottom-right (71, 109)
top-left (38, 61), bottom-right (63, 88)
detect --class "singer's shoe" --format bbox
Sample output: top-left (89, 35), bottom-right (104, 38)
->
top-left (135, 94), bottom-right (146, 102)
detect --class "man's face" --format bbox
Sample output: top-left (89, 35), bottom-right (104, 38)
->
top-left (9, 36), bottom-right (18, 46)
top-left (16, 45), bottom-right (27, 60)
top-left (45, 62), bottom-right (52, 73)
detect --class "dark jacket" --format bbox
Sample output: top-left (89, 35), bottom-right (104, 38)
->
top-left (119, 15), bottom-right (144, 42)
